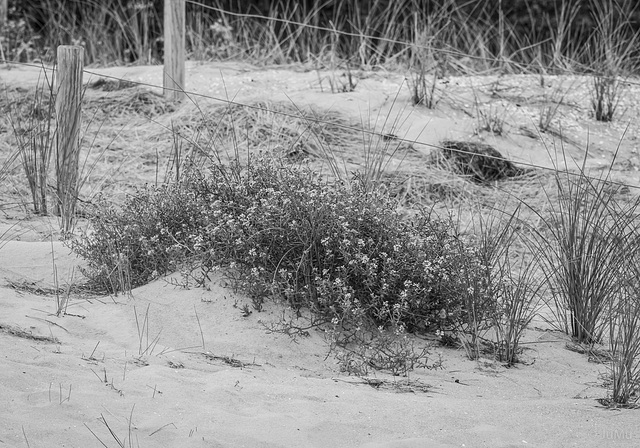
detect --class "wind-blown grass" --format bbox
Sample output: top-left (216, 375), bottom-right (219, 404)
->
top-left (527, 144), bottom-right (640, 344)
top-left (10, 0), bottom-right (640, 76)
top-left (8, 77), bottom-right (56, 215)
top-left (588, 0), bottom-right (639, 122)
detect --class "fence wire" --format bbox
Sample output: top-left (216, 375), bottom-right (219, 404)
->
top-left (1, 57), bottom-right (639, 192)
top-left (185, 0), bottom-right (640, 86)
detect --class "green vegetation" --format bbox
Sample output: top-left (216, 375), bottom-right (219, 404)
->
top-left (6, 0), bottom-right (640, 73)
top-left (2, 0), bottom-right (640, 407)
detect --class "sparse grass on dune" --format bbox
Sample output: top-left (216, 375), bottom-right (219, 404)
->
top-left (3, 0), bottom-right (640, 404)
top-left (46, 80), bottom-right (550, 374)
top-left (528, 158), bottom-right (640, 344)
top-left (168, 100), bottom-right (366, 163)
top-left (84, 87), bottom-right (176, 118)
top-left (3, 78), bottom-right (640, 404)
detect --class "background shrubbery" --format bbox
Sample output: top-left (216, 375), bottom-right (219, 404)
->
top-left (6, 0), bottom-right (640, 71)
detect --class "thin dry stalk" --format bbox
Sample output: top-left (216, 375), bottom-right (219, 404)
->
top-left (9, 75), bottom-right (56, 215)
top-left (604, 240), bottom-right (640, 407)
top-left (102, 240), bottom-right (133, 295)
top-left (22, 426), bottom-right (31, 448)
top-left (491, 250), bottom-right (544, 365)
top-left (453, 206), bottom-right (521, 360)
top-left (548, 0), bottom-right (581, 71)
top-left (55, 266), bottom-right (75, 317)
top-left (407, 28), bottom-right (443, 108)
top-left (0, 146), bottom-right (20, 186)
top-left (474, 97), bottom-right (508, 136)
top-left (85, 406), bottom-right (136, 448)
top-left (591, 73), bottom-right (622, 123)
top-left (538, 77), bottom-right (575, 132)
top-left (135, 304), bottom-right (161, 357)
top-left (608, 289), bottom-right (640, 407)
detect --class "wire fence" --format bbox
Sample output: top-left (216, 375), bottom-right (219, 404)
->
top-left (1, 55), bottom-right (639, 192)
top-left (184, 0), bottom-right (640, 87)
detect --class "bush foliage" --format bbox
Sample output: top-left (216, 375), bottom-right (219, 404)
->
top-left (71, 157), bottom-right (487, 336)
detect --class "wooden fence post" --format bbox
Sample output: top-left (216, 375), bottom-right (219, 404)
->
top-left (164, 0), bottom-right (185, 102)
top-left (55, 45), bottom-right (83, 232)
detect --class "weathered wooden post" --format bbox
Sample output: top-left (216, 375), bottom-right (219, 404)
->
top-left (164, 0), bottom-right (185, 102)
top-left (55, 45), bottom-right (83, 233)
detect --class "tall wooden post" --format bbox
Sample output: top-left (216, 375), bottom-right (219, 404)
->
top-left (164, 0), bottom-right (185, 102)
top-left (55, 45), bottom-right (83, 233)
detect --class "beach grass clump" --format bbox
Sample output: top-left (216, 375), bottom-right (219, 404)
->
top-left (527, 150), bottom-right (640, 344)
top-left (449, 205), bottom-right (543, 364)
top-left (8, 80), bottom-right (56, 215)
top-left (587, 0), bottom-right (638, 122)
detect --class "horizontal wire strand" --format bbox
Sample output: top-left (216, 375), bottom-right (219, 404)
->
top-left (184, 0), bottom-right (640, 84)
top-left (1, 56), bottom-right (639, 191)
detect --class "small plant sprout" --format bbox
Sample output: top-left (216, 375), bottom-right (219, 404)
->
top-left (474, 99), bottom-right (509, 136)
top-left (408, 36), bottom-right (444, 109)
top-left (538, 78), bottom-right (575, 133)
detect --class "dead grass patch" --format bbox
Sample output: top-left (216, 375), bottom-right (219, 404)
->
top-left (6, 279), bottom-right (62, 296)
top-left (88, 78), bottom-right (137, 92)
top-left (203, 352), bottom-right (261, 368)
top-left (6, 278), bottom-right (96, 298)
top-left (84, 88), bottom-right (176, 118)
top-left (335, 376), bottom-right (433, 394)
top-left (381, 169), bottom-right (473, 207)
top-left (0, 323), bottom-right (60, 343)
top-left (170, 100), bottom-right (364, 160)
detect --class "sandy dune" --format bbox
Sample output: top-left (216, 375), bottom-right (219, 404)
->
top-left (1, 61), bottom-right (640, 447)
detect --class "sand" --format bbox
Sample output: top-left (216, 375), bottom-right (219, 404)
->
top-left (1, 61), bottom-right (640, 447)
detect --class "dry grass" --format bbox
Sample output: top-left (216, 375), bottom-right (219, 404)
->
top-left (174, 100), bottom-right (362, 157)
top-left (9, 0), bottom-right (640, 77)
top-left (84, 87), bottom-right (176, 118)
top-left (0, 323), bottom-right (61, 343)
top-left (2, 0), bottom-right (640, 417)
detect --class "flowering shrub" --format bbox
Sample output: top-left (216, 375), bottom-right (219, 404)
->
top-left (189, 158), bottom-right (483, 334)
top-left (70, 183), bottom-right (208, 293)
top-left (72, 157), bottom-right (487, 337)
